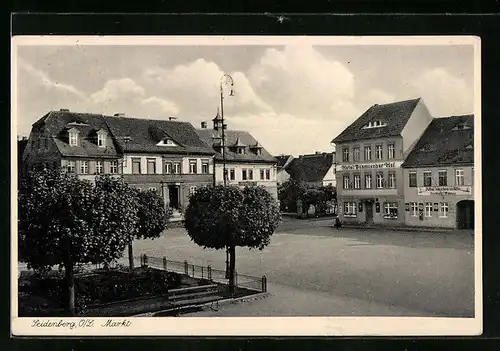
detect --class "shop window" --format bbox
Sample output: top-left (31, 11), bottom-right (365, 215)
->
top-left (425, 202), bottom-right (433, 217)
top-left (383, 202), bottom-right (398, 219)
top-left (343, 202), bottom-right (357, 217)
top-left (439, 202), bottom-right (449, 218)
top-left (410, 202), bottom-right (418, 217)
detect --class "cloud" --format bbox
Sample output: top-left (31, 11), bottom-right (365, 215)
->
top-left (18, 58), bottom-right (86, 99)
top-left (141, 96), bottom-right (179, 115)
top-left (409, 67), bottom-right (473, 116)
top-left (90, 78), bottom-right (145, 104)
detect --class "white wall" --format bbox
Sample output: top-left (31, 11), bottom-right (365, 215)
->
top-left (400, 99), bottom-right (434, 155)
top-left (122, 154), bottom-right (214, 174)
top-left (322, 164), bottom-right (336, 187)
top-left (214, 162), bottom-right (277, 184)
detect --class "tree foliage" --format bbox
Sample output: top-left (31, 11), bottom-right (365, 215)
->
top-left (135, 189), bottom-right (169, 240)
top-left (278, 179), bottom-right (337, 215)
top-left (184, 185), bottom-right (281, 250)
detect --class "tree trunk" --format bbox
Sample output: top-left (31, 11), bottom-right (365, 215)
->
top-left (128, 243), bottom-right (134, 270)
top-left (225, 246), bottom-right (229, 279)
top-left (64, 238), bottom-right (75, 316)
top-left (228, 244), bottom-right (236, 295)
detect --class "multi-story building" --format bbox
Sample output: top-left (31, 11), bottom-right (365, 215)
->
top-left (22, 109), bottom-right (122, 182)
top-left (401, 115), bottom-right (474, 229)
top-left (103, 115), bottom-right (215, 210)
top-left (275, 155), bottom-right (294, 185)
top-left (196, 110), bottom-right (278, 198)
top-left (331, 98), bottom-right (434, 225)
top-left (286, 152), bottom-right (336, 188)
top-left (23, 109), bottom-right (216, 212)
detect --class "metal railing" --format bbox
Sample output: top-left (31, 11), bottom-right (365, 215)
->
top-left (139, 254), bottom-right (266, 293)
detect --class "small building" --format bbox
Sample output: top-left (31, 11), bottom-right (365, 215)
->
top-left (196, 110), bottom-right (278, 198)
top-left (275, 155), bottom-right (294, 185)
top-left (331, 98), bottom-right (434, 225)
top-left (286, 152), bottom-right (336, 188)
top-left (401, 115), bottom-right (474, 229)
top-left (22, 109), bottom-right (122, 181)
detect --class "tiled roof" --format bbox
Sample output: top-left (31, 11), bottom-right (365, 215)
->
top-left (41, 111), bottom-right (120, 158)
top-left (275, 155), bottom-right (292, 169)
top-left (196, 129), bottom-right (277, 164)
top-left (401, 115), bottom-right (474, 168)
top-left (287, 152), bottom-right (334, 183)
top-left (103, 116), bottom-right (215, 155)
top-left (332, 98), bottom-right (421, 144)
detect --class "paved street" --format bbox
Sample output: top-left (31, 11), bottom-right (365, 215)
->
top-left (130, 218), bottom-right (475, 317)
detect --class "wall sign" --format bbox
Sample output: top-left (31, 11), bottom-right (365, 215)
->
top-left (417, 186), bottom-right (472, 196)
top-left (336, 161), bottom-right (402, 172)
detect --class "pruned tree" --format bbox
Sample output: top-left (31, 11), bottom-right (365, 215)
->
top-left (277, 178), bottom-right (307, 212)
top-left (184, 185), bottom-right (281, 293)
top-left (127, 188), bottom-right (169, 269)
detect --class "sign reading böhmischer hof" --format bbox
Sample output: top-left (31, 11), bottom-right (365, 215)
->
top-left (417, 186), bottom-right (472, 196)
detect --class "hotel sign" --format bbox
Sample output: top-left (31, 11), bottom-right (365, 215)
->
top-left (335, 161), bottom-right (402, 172)
top-left (417, 186), bottom-right (472, 196)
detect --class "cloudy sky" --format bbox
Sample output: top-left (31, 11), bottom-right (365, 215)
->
top-left (15, 42), bottom-right (475, 156)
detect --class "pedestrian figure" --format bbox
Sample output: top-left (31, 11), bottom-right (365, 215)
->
top-left (334, 217), bottom-right (342, 230)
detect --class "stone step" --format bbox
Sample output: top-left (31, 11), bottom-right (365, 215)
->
top-left (170, 295), bottom-right (223, 307)
top-left (168, 290), bottom-right (218, 301)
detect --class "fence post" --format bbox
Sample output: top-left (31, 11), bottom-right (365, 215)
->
top-left (201, 266), bottom-right (204, 279)
top-left (143, 254), bottom-right (148, 267)
top-left (207, 265), bottom-right (212, 280)
top-left (192, 265), bottom-right (195, 277)
top-left (262, 275), bottom-right (267, 292)
top-left (163, 257), bottom-right (167, 271)
top-left (184, 260), bottom-right (188, 275)
top-left (140, 254), bottom-right (143, 267)
top-left (235, 271), bottom-right (238, 288)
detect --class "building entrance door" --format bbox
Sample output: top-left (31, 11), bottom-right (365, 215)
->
top-left (365, 201), bottom-right (374, 224)
top-left (168, 185), bottom-right (180, 209)
top-left (456, 200), bottom-right (474, 229)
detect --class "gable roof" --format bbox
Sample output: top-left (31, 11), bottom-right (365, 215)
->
top-left (401, 115), bottom-right (474, 168)
top-left (36, 110), bottom-right (119, 158)
top-left (196, 129), bottom-right (277, 164)
top-left (332, 98), bottom-right (421, 144)
top-left (103, 116), bottom-right (215, 155)
top-left (287, 152), bottom-right (334, 183)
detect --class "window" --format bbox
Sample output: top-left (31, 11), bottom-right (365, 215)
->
top-left (388, 172), bottom-right (396, 189)
top-left (343, 202), bottom-right (357, 217)
top-left (189, 186), bottom-right (197, 196)
top-left (147, 159), bottom-right (156, 174)
top-left (132, 158), bottom-right (141, 174)
top-left (353, 147), bottom-right (360, 162)
top-left (189, 159), bottom-right (197, 174)
top-left (266, 169), bottom-right (271, 180)
top-left (353, 174), bottom-right (361, 189)
top-left (260, 169), bottom-right (265, 180)
top-left (439, 202), bottom-right (449, 218)
top-left (248, 169), bottom-right (254, 180)
top-left (164, 162), bottom-right (172, 174)
top-left (242, 169), bottom-right (248, 181)
top-left (425, 202), bottom-right (433, 217)
top-left (409, 172), bottom-right (417, 187)
top-left (364, 146), bottom-right (372, 160)
top-left (230, 169), bottom-right (235, 180)
top-left (69, 132), bottom-right (78, 146)
top-left (173, 162), bottom-right (181, 174)
top-left (472, 167), bottom-right (474, 184)
top-left (237, 147), bottom-right (245, 155)
top-left (383, 202), bottom-right (398, 219)
top-left (80, 161), bottom-right (89, 174)
top-left (97, 134), bottom-right (106, 147)
top-left (95, 161), bottom-right (103, 174)
top-left (202, 160), bottom-right (209, 174)
top-left (376, 173), bottom-right (384, 188)
top-left (343, 175), bottom-right (350, 189)
top-left (410, 202), bottom-right (418, 217)
top-left (110, 160), bottom-right (118, 174)
top-left (67, 160), bottom-right (76, 174)
top-left (44, 137), bottom-right (49, 150)
top-left (365, 173), bottom-right (372, 189)
top-left (375, 144), bottom-right (383, 160)
top-left (387, 143), bottom-right (395, 159)
top-left (423, 171), bottom-right (432, 186)
top-left (455, 169), bottom-right (464, 186)
top-left (438, 170), bottom-right (447, 186)
top-left (342, 148), bottom-right (349, 162)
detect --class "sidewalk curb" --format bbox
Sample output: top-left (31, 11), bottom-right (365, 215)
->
top-left (330, 225), bottom-right (473, 234)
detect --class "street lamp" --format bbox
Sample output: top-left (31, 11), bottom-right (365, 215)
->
top-left (220, 73), bottom-right (235, 279)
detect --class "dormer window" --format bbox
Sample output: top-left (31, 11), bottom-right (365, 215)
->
top-left (452, 123), bottom-right (471, 131)
top-left (250, 142), bottom-right (263, 155)
top-left (363, 120), bottom-right (387, 129)
top-left (67, 128), bottom-right (80, 147)
top-left (157, 138), bottom-right (178, 147)
top-left (96, 130), bottom-right (107, 148)
top-left (237, 147), bottom-right (246, 155)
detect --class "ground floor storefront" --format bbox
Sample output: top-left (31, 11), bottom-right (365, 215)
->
top-left (338, 195), bottom-right (405, 225)
top-left (404, 195), bottom-right (474, 229)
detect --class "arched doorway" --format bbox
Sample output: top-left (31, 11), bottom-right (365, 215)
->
top-left (456, 200), bottom-right (474, 229)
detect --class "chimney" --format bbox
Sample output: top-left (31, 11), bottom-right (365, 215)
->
top-left (60, 109), bottom-right (70, 112)
top-left (201, 121), bottom-right (207, 129)
top-left (315, 151), bottom-right (321, 154)
top-left (114, 113), bottom-right (126, 117)
top-left (169, 117), bottom-right (177, 121)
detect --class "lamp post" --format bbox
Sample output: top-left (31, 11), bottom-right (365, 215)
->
top-left (220, 73), bottom-right (235, 279)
